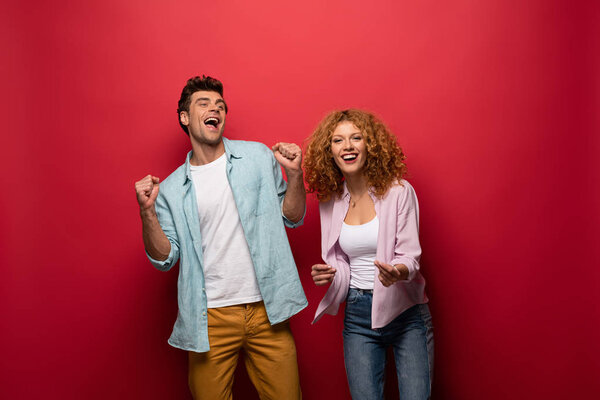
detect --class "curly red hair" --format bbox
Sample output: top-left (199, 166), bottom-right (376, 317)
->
top-left (303, 109), bottom-right (407, 202)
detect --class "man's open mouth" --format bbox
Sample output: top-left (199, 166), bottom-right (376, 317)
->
top-left (204, 117), bottom-right (220, 128)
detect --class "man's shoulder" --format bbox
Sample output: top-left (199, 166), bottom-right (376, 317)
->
top-left (159, 163), bottom-right (187, 196)
top-left (226, 138), bottom-right (272, 157)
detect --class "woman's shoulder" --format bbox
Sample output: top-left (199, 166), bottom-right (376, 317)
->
top-left (378, 180), bottom-right (419, 214)
top-left (385, 179), bottom-right (416, 198)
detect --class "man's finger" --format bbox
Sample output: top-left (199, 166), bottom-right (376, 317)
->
top-left (149, 184), bottom-right (160, 201)
top-left (144, 184), bottom-right (155, 195)
top-left (272, 143), bottom-right (286, 153)
top-left (273, 143), bottom-right (300, 161)
top-left (279, 148), bottom-right (297, 160)
top-left (280, 143), bottom-right (298, 154)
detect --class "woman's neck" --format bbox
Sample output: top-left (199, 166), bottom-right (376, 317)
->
top-left (344, 173), bottom-right (368, 197)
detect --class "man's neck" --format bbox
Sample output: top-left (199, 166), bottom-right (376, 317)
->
top-left (190, 140), bottom-right (226, 166)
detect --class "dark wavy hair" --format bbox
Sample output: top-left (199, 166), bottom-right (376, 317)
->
top-left (303, 109), bottom-right (407, 202)
top-left (176, 75), bottom-right (228, 135)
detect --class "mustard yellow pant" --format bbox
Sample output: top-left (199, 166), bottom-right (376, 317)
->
top-left (188, 301), bottom-right (302, 400)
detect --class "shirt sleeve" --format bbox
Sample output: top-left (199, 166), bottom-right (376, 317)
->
top-left (390, 182), bottom-right (422, 281)
top-left (146, 191), bottom-right (180, 271)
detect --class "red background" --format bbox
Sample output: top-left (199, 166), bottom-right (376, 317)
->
top-left (2, 1), bottom-right (599, 398)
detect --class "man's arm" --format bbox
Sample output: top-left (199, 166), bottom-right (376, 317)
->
top-left (272, 142), bottom-right (306, 223)
top-left (135, 175), bottom-right (171, 261)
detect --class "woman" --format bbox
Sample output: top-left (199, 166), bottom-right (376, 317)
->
top-left (303, 109), bottom-right (434, 399)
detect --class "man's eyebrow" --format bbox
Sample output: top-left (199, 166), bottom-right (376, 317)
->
top-left (194, 98), bottom-right (225, 105)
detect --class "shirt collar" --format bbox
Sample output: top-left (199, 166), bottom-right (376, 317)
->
top-left (183, 137), bottom-right (241, 184)
top-left (342, 182), bottom-right (351, 202)
top-left (341, 181), bottom-right (377, 203)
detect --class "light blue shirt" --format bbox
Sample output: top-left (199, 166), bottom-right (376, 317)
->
top-left (147, 138), bottom-right (307, 352)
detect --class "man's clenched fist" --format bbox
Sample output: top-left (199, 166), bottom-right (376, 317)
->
top-left (272, 142), bottom-right (302, 175)
top-left (135, 175), bottom-right (160, 211)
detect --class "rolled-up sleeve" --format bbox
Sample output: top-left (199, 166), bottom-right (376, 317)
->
top-left (146, 192), bottom-right (180, 271)
top-left (390, 183), bottom-right (422, 281)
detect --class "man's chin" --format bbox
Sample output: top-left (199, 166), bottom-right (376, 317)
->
top-left (206, 127), bottom-right (225, 144)
top-left (193, 130), bottom-right (224, 146)
top-left (204, 136), bottom-right (223, 146)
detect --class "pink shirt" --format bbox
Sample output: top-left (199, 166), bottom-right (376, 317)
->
top-left (313, 180), bottom-right (428, 329)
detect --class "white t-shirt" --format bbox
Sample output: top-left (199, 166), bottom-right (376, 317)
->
top-left (190, 154), bottom-right (262, 308)
top-left (339, 216), bottom-right (379, 290)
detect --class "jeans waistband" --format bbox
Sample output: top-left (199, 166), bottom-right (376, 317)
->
top-left (349, 288), bottom-right (373, 295)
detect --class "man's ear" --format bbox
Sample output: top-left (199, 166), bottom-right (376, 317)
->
top-left (180, 111), bottom-right (189, 126)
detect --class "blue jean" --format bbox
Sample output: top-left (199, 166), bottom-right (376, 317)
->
top-left (343, 288), bottom-right (434, 400)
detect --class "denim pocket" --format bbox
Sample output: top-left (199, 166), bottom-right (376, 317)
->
top-left (346, 289), bottom-right (359, 304)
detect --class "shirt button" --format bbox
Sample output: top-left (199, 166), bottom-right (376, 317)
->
top-left (202, 288), bottom-right (205, 291)
top-left (202, 311), bottom-right (206, 316)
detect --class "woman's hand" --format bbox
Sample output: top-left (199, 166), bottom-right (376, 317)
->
top-left (374, 261), bottom-right (408, 287)
top-left (311, 264), bottom-right (336, 286)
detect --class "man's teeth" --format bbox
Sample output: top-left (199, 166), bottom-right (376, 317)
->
top-left (204, 118), bottom-right (219, 126)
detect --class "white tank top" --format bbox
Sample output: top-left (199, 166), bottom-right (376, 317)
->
top-left (190, 154), bottom-right (262, 308)
top-left (339, 216), bottom-right (379, 290)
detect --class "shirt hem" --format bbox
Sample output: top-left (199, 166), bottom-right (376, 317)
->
top-left (207, 295), bottom-right (264, 308)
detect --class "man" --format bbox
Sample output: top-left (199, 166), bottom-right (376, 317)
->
top-left (134, 75), bottom-right (307, 399)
